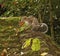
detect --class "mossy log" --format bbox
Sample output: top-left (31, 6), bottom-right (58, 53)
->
top-left (0, 17), bottom-right (60, 56)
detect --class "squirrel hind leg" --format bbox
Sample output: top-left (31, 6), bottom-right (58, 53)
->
top-left (39, 23), bottom-right (48, 33)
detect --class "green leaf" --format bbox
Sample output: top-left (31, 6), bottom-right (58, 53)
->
top-left (31, 38), bottom-right (41, 51)
top-left (19, 21), bottom-right (31, 32)
top-left (19, 27), bottom-right (25, 32)
top-left (22, 38), bottom-right (32, 49)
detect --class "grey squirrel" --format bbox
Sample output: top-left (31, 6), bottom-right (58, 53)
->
top-left (19, 16), bottom-right (48, 33)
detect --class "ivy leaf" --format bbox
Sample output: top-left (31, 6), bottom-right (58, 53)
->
top-left (22, 38), bottom-right (32, 49)
top-left (31, 38), bottom-right (41, 51)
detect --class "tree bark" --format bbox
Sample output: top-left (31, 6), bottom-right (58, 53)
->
top-left (49, 0), bottom-right (54, 40)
